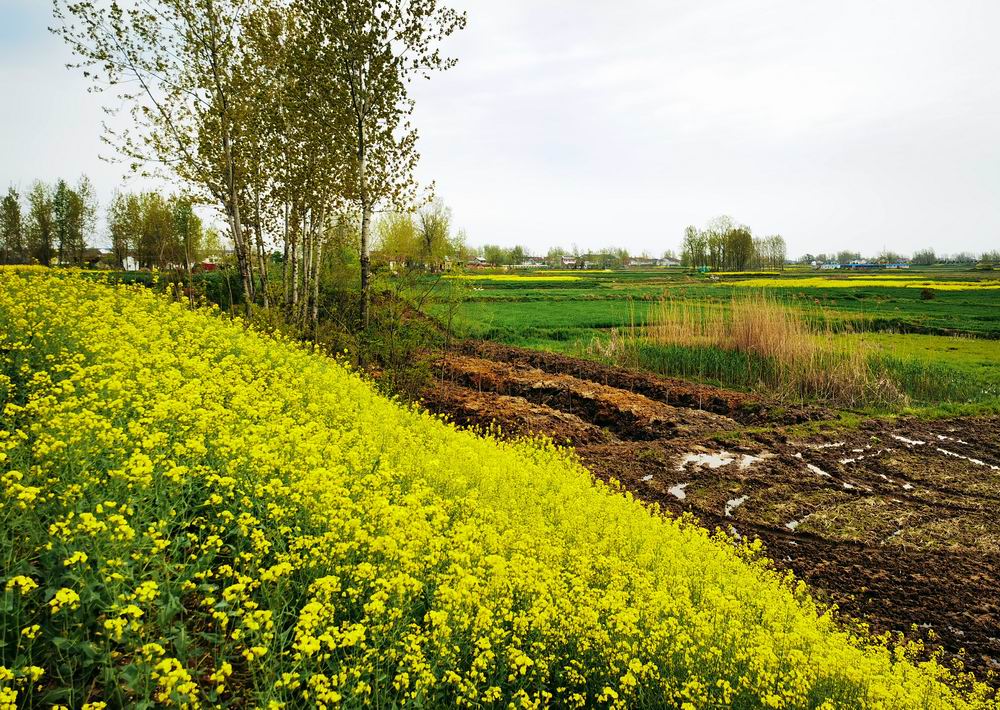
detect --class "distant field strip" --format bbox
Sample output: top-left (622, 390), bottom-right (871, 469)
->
top-left (444, 273), bottom-right (582, 282)
top-left (730, 277), bottom-right (1000, 290)
top-left (1, 271), bottom-right (995, 707)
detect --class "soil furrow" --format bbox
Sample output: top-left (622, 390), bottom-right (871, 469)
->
top-left (436, 353), bottom-right (738, 440)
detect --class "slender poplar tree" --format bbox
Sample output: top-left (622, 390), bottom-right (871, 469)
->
top-left (294, 0), bottom-right (465, 327)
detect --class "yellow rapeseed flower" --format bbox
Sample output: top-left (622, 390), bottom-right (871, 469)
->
top-left (48, 588), bottom-right (81, 615)
top-left (4, 576), bottom-right (38, 595)
top-left (0, 270), bottom-right (995, 709)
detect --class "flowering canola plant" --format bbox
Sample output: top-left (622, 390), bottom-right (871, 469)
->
top-left (0, 271), bottom-right (995, 708)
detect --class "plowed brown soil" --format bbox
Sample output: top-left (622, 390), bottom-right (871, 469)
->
top-left (457, 341), bottom-right (834, 424)
top-left (438, 353), bottom-right (738, 440)
top-left (421, 342), bottom-right (1000, 683)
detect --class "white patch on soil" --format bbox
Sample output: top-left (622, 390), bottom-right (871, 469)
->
top-left (936, 447), bottom-right (1000, 470)
top-left (810, 441), bottom-right (845, 449)
top-left (842, 482), bottom-right (856, 490)
top-left (641, 474), bottom-right (653, 482)
top-left (785, 520), bottom-right (800, 531)
top-left (840, 448), bottom-right (893, 466)
top-left (878, 473), bottom-right (894, 483)
top-left (793, 452), bottom-right (803, 459)
top-left (725, 495), bottom-right (748, 517)
top-left (677, 451), bottom-right (765, 472)
top-left (668, 483), bottom-right (689, 500)
top-left (677, 452), bottom-right (734, 470)
top-left (901, 482), bottom-right (914, 490)
top-left (892, 434), bottom-right (926, 446)
top-left (807, 464), bottom-right (832, 478)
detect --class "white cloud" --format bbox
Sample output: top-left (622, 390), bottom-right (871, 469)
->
top-left (3, 0), bottom-right (999, 255)
top-left (412, 0), bottom-right (1000, 255)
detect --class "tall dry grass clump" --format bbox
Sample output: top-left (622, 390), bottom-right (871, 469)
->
top-left (643, 292), bottom-right (906, 408)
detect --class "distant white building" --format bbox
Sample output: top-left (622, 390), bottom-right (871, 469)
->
top-left (628, 257), bottom-right (659, 267)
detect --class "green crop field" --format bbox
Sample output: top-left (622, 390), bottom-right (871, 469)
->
top-left (425, 267), bottom-right (1000, 414)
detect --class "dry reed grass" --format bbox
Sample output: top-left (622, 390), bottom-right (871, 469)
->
top-left (637, 292), bottom-right (907, 408)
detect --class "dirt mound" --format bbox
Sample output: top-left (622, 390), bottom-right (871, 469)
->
top-left (426, 380), bottom-right (612, 445)
top-left (437, 353), bottom-right (738, 440)
top-left (419, 342), bottom-right (1000, 684)
top-left (459, 340), bottom-right (833, 424)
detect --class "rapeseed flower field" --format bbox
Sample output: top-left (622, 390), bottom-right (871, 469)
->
top-left (0, 271), bottom-right (995, 708)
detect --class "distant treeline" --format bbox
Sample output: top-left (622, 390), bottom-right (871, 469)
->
top-left (464, 216), bottom-right (789, 270)
top-left (476, 246), bottom-right (636, 268)
top-left (796, 248), bottom-right (1000, 266)
top-left (1, 178), bottom-right (96, 266)
top-left (107, 191), bottom-right (222, 270)
top-left (0, 179), bottom-right (226, 270)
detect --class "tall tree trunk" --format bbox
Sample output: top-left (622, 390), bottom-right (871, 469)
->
top-left (254, 216), bottom-right (269, 308)
top-left (207, 6), bottom-right (252, 311)
top-left (227, 206), bottom-right (252, 309)
top-left (300, 211), bottom-right (311, 322)
top-left (312, 206), bottom-right (325, 328)
top-left (357, 118), bottom-right (371, 330)
top-left (360, 203), bottom-right (371, 328)
top-left (290, 209), bottom-right (299, 309)
top-left (222, 122), bottom-right (252, 310)
top-left (282, 200), bottom-right (290, 307)
top-left (312, 238), bottom-right (323, 328)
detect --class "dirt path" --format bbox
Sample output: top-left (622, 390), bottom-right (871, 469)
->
top-left (421, 342), bottom-right (1000, 683)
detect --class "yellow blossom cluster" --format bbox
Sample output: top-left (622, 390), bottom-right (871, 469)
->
top-left (0, 270), bottom-right (995, 708)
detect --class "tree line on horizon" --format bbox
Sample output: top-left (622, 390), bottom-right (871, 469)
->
top-left (0, 180), bottom-right (227, 271)
top-left (795, 247), bottom-right (1000, 266)
top-left (0, 179), bottom-right (96, 267)
top-left (5, 180), bottom-right (996, 274)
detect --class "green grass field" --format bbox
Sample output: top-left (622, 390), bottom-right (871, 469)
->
top-left (424, 266), bottom-right (1000, 414)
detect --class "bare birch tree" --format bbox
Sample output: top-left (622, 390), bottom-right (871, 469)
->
top-left (53, 0), bottom-right (259, 304)
top-left (295, 0), bottom-right (465, 327)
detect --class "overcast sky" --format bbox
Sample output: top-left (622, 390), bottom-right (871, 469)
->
top-left (2, 0), bottom-right (999, 257)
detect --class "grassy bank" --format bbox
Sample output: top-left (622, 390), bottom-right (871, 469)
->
top-left (610, 293), bottom-right (995, 412)
top-left (631, 342), bottom-right (991, 411)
